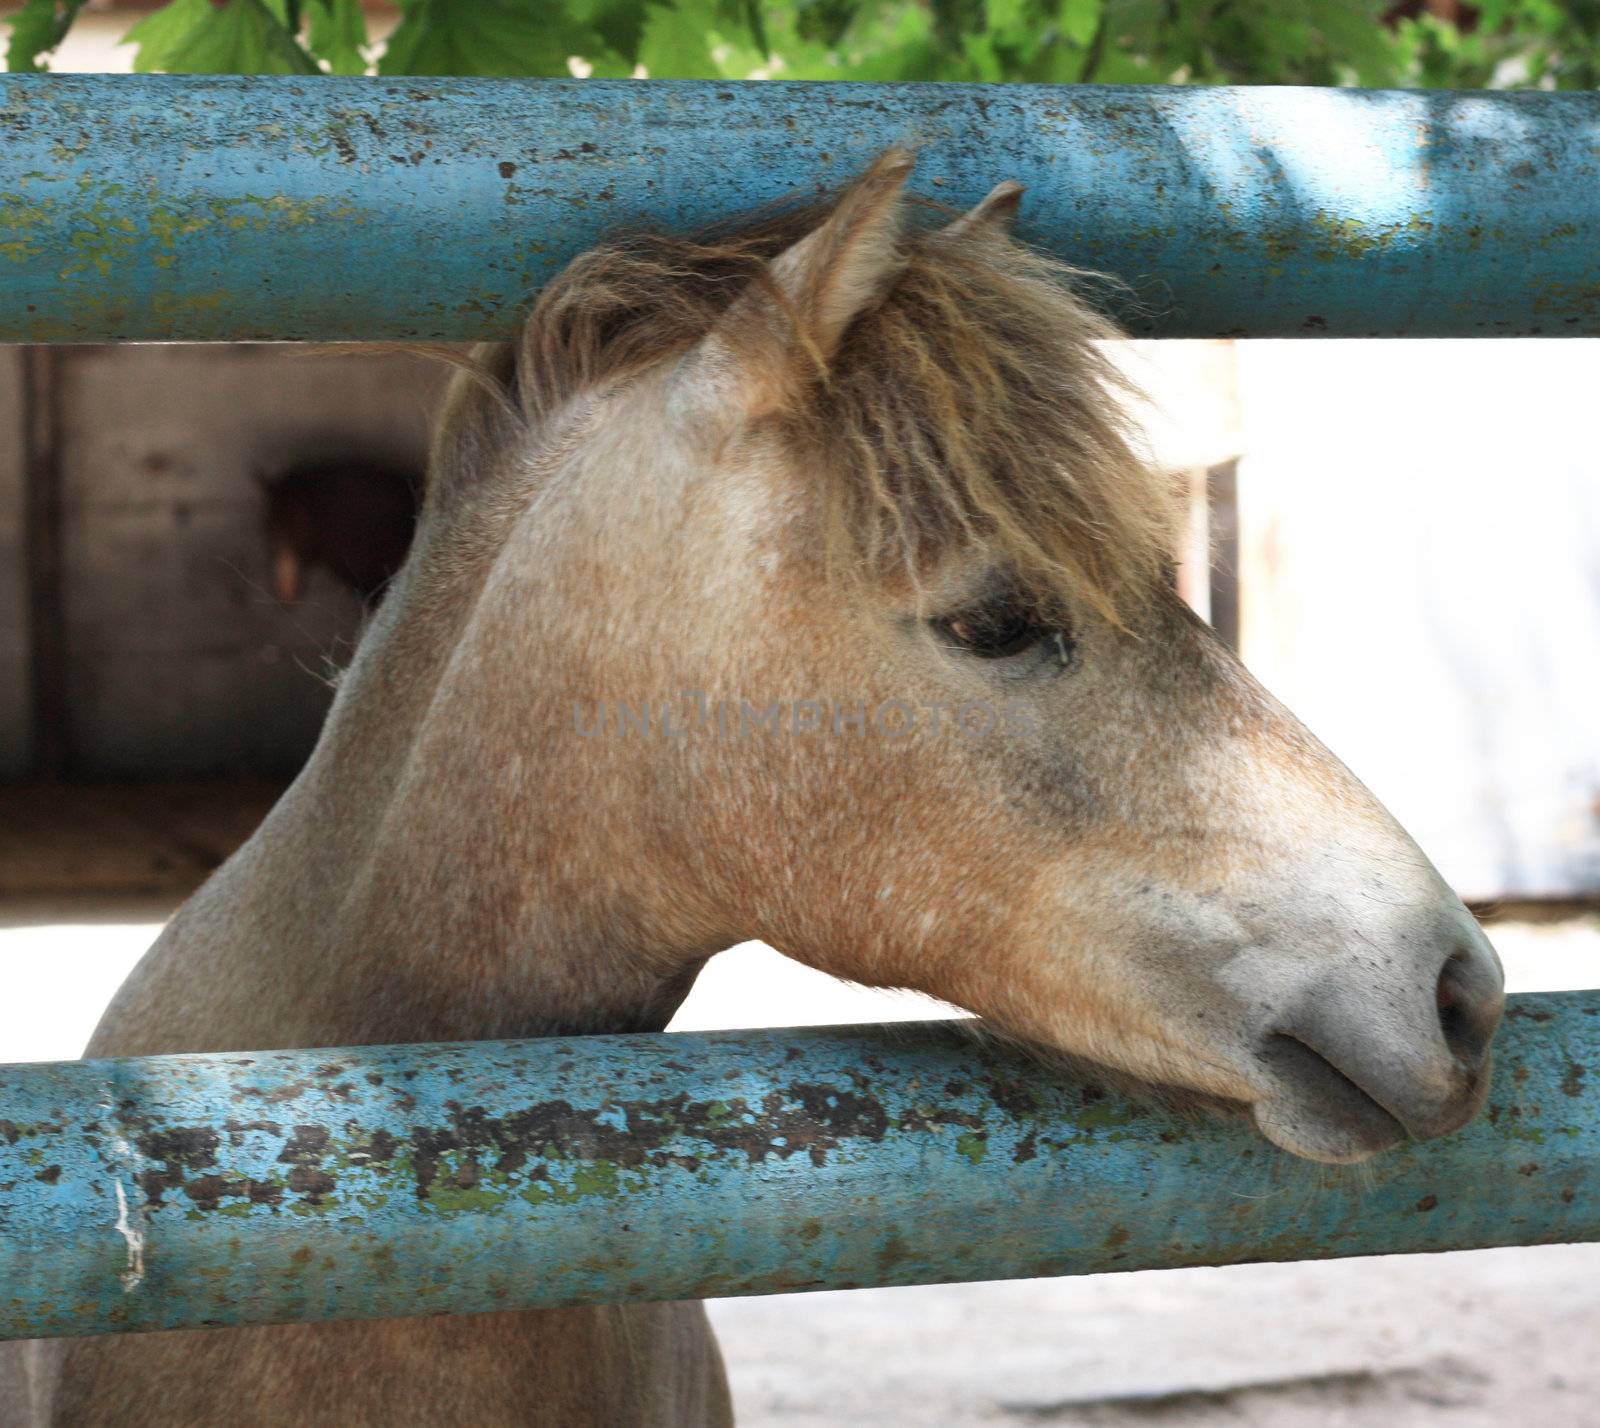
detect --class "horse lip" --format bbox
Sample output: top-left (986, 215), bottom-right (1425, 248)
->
top-left (1269, 1025), bottom-right (1491, 1146)
top-left (1253, 1031), bottom-right (1410, 1162)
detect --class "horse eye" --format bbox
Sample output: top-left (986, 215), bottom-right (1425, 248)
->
top-left (932, 597), bottom-right (1057, 660)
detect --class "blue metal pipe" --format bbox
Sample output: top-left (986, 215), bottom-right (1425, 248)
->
top-left (0, 992), bottom-right (1594, 1341)
top-left (1, 77), bottom-right (1599, 342)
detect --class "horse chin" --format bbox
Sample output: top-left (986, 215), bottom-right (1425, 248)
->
top-left (1248, 1033), bottom-right (1412, 1164)
top-left (1251, 1095), bottom-right (1408, 1165)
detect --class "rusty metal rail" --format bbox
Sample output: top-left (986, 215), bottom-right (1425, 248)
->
top-left (1, 993), bottom-right (1594, 1341)
top-left (1, 77), bottom-right (1599, 341)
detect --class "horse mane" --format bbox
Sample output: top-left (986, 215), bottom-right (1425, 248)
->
top-left (440, 183), bottom-right (1179, 624)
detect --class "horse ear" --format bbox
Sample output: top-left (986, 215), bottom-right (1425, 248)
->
top-left (684, 150), bottom-right (913, 418)
top-left (766, 148), bottom-right (915, 363)
top-left (943, 181), bottom-right (1024, 239)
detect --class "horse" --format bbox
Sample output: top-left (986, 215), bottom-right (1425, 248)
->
top-left (3, 151), bottom-right (1504, 1426)
top-left (261, 458), bottom-right (421, 608)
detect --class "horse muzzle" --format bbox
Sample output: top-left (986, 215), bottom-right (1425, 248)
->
top-left (1248, 918), bottom-right (1505, 1163)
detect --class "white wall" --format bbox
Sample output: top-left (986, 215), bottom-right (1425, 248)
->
top-left (1235, 339), bottom-right (1600, 901)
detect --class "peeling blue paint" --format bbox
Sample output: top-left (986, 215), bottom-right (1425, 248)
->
top-left (0, 993), bottom-right (1594, 1341)
top-left (0, 77), bottom-right (1598, 341)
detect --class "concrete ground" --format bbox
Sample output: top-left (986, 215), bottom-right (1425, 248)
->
top-left (1, 901), bottom-right (1595, 1425)
top-left (709, 1243), bottom-right (1600, 1427)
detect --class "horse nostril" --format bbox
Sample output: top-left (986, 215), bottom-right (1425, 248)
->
top-left (1435, 946), bottom-right (1502, 1067)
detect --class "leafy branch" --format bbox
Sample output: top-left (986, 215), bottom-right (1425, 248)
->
top-left (5, 0), bottom-right (1599, 87)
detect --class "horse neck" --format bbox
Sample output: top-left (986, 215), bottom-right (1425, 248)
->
top-left (113, 525), bottom-right (708, 1057)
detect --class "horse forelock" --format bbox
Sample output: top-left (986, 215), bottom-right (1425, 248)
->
top-left (432, 182), bottom-right (1180, 626)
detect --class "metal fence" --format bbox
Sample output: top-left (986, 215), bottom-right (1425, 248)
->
top-left (3, 78), bottom-right (1600, 341)
top-left (0, 75), bottom-right (1596, 1341)
top-left (1, 1000), bottom-right (1595, 1341)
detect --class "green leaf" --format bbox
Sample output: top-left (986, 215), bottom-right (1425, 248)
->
top-left (5, 0), bottom-right (89, 72)
top-left (1058, 0), bottom-right (1102, 49)
top-left (639, 0), bottom-right (719, 75)
top-left (931, 0), bottom-right (986, 48)
top-left (124, 0), bottom-right (319, 74)
top-left (729, 0), bottom-right (770, 56)
top-left (792, 0), bottom-right (862, 47)
top-left (571, 0), bottom-right (650, 65)
top-left (380, 0), bottom-right (599, 77)
top-left (306, 0), bottom-right (367, 74)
